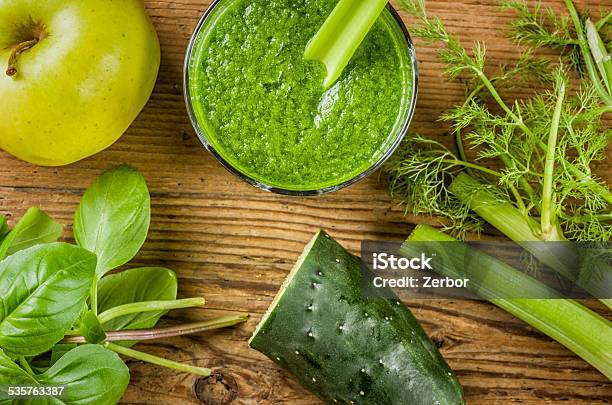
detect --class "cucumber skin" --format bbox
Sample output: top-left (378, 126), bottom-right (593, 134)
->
top-left (250, 231), bottom-right (464, 405)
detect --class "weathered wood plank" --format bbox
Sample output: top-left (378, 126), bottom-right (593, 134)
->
top-left (0, 0), bottom-right (610, 404)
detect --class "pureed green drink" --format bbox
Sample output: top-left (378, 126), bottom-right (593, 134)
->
top-left (186, 0), bottom-right (415, 193)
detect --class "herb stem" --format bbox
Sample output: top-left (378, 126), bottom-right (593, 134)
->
top-left (595, 12), bottom-right (611, 30)
top-left (454, 123), bottom-right (469, 164)
top-left (586, 19), bottom-right (612, 95)
top-left (62, 314), bottom-right (249, 343)
top-left (471, 69), bottom-right (537, 202)
top-left (563, 0), bottom-right (612, 106)
top-left (98, 297), bottom-right (206, 325)
top-left (541, 78), bottom-right (565, 238)
top-left (570, 213), bottom-right (612, 223)
top-left (90, 280), bottom-right (98, 316)
top-left (454, 83), bottom-right (487, 163)
top-left (508, 184), bottom-right (527, 214)
top-left (475, 69), bottom-right (534, 137)
top-left (105, 342), bottom-right (211, 376)
top-left (441, 159), bottom-right (500, 177)
top-left (18, 356), bottom-right (34, 375)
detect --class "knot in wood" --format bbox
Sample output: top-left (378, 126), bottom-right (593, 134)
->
top-left (194, 371), bottom-right (238, 405)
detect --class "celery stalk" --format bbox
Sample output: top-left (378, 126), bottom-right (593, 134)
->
top-left (402, 224), bottom-right (612, 380)
top-left (305, 0), bottom-right (388, 88)
top-left (450, 172), bottom-right (612, 309)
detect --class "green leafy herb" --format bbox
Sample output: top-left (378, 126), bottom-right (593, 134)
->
top-left (74, 165), bottom-right (150, 277)
top-left (501, 0), bottom-right (612, 106)
top-left (36, 345), bottom-right (130, 405)
top-left (0, 243), bottom-right (96, 356)
top-left (0, 166), bottom-right (248, 403)
top-left (0, 349), bottom-right (36, 384)
top-left (0, 345), bottom-right (129, 404)
top-left (97, 267), bottom-right (178, 333)
top-left (388, 0), bottom-right (611, 243)
top-left (0, 207), bottom-right (63, 260)
top-left (500, 0), bottom-right (583, 72)
top-left (0, 350), bottom-right (35, 402)
top-left (79, 310), bottom-right (107, 344)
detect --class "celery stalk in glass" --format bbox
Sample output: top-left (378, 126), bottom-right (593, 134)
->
top-left (305, 0), bottom-right (388, 88)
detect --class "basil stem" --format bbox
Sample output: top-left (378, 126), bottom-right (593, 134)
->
top-left (98, 298), bottom-right (206, 325)
top-left (63, 314), bottom-right (249, 344)
top-left (18, 356), bottom-right (34, 375)
top-left (105, 342), bottom-right (211, 377)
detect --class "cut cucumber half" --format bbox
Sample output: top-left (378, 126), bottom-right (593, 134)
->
top-left (250, 230), bottom-right (464, 404)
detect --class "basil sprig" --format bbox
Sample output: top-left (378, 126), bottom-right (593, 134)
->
top-left (74, 165), bottom-right (150, 277)
top-left (0, 244), bottom-right (95, 356)
top-left (0, 166), bottom-right (248, 404)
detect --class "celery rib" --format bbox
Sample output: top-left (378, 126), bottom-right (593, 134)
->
top-left (402, 225), bottom-right (612, 381)
top-left (305, 0), bottom-right (388, 88)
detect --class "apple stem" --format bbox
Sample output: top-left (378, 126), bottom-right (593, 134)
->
top-left (6, 38), bottom-right (39, 77)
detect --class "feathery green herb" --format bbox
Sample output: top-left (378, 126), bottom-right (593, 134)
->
top-left (391, 0), bottom-right (611, 378)
top-left (388, 0), bottom-right (611, 310)
top-left (390, 0), bottom-right (611, 241)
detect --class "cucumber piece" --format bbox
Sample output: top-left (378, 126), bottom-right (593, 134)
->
top-left (249, 231), bottom-right (464, 405)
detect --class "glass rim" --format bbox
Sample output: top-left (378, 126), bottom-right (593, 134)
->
top-left (183, 0), bottom-right (420, 196)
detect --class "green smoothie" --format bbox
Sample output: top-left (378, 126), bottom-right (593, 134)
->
top-left (187, 0), bottom-right (414, 192)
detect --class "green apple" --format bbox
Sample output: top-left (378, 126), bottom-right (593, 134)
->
top-left (0, 0), bottom-right (160, 166)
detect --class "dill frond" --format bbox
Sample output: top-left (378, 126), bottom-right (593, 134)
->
top-left (388, 0), bottom-right (611, 243)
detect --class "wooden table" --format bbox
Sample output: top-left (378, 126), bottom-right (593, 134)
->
top-left (1, 0), bottom-right (610, 403)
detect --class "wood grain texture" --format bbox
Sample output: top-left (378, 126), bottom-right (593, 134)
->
top-left (0, 0), bottom-right (610, 403)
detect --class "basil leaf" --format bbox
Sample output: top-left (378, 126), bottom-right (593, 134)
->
top-left (79, 310), bottom-right (106, 344)
top-left (98, 267), bottom-right (177, 331)
top-left (50, 344), bottom-right (78, 366)
top-left (37, 345), bottom-right (129, 405)
top-left (74, 165), bottom-right (150, 277)
top-left (0, 208), bottom-right (63, 260)
top-left (0, 243), bottom-right (96, 356)
top-left (0, 349), bottom-right (36, 403)
top-left (0, 349), bottom-right (36, 384)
